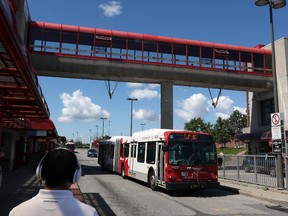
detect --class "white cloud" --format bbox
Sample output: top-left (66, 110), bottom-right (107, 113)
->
top-left (234, 106), bottom-right (247, 115)
top-left (175, 93), bottom-right (210, 121)
top-left (98, 1), bottom-right (122, 17)
top-left (175, 93), bottom-right (247, 123)
top-left (133, 108), bottom-right (159, 121)
top-left (129, 89), bottom-right (160, 100)
top-left (213, 96), bottom-right (234, 119)
top-left (57, 89), bottom-right (110, 122)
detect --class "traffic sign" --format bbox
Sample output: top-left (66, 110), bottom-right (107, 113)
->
top-left (271, 113), bottom-right (281, 126)
top-left (272, 140), bottom-right (282, 153)
top-left (271, 126), bottom-right (282, 140)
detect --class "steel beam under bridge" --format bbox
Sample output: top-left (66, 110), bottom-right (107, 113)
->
top-left (31, 54), bottom-right (273, 129)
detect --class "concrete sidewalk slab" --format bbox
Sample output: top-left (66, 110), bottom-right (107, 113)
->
top-left (219, 178), bottom-right (288, 206)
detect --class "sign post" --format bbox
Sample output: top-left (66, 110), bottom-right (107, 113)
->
top-left (271, 112), bottom-right (284, 190)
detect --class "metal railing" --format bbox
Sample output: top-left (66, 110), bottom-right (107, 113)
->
top-left (29, 21), bottom-right (273, 76)
top-left (218, 154), bottom-right (287, 189)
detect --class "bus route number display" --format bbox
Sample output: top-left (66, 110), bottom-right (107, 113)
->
top-left (169, 133), bottom-right (213, 142)
top-left (169, 133), bottom-right (198, 141)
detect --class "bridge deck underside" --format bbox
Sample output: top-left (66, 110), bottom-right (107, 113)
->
top-left (31, 54), bottom-right (273, 92)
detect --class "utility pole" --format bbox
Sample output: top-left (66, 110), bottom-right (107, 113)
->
top-left (101, 117), bottom-right (107, 138)
top-left (127, 98), bottom-right (138, 136)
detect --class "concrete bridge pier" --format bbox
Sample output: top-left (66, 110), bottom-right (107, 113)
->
top-left (161, 81), bottom-right (173, 129)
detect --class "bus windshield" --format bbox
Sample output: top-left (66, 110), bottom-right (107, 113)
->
top-left (168, 141), bottom-right (217, 166)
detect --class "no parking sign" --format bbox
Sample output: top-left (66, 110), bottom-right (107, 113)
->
top-left (271, 113), bottom-right (284, 153)
top-left (271, 113), bottom-right (281, 127)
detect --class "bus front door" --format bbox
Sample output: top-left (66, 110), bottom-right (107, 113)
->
top-left (156, 142), bottom-right (165, 184)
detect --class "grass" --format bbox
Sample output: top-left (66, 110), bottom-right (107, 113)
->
top-left (217, 147), bottom-right (248, 155)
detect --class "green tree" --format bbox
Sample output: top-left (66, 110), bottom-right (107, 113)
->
top-left (184, 117), bottom-right (213, 134)
top-left (212, 117), bottom-right (233, 148)
top-left (74, 140), bottom-right (83, 147)
top-left (229, 110), bottom-right (247, 134)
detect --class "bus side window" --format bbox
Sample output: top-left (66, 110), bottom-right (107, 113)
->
top-left (146, 142), bottom-right (156, 164)
top-left (120, 144), bottom-right (123, 157)
top-left (133, 145), bottom-right (136, 157)
top-left (130, 144), bottom-right (136, 158)
top-left (124, 144), bottom-right (129, 157)
top-left (137, 143), bottom-right (145, 163)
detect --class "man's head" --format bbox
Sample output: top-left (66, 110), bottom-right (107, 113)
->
top-left (36, 148), bottom-right (81, 188)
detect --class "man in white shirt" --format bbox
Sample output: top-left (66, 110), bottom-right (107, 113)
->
top-left (9, 148), bottom-right (99, 216)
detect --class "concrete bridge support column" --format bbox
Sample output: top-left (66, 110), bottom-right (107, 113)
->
top-left (161, 82), bottom-right (173, 129)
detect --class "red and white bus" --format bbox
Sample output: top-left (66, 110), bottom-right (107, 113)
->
top-left (98, 129), bottom-right (220, 190)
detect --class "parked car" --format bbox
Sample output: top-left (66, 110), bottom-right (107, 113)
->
top-left (242, 154), bottom-right (284, 177)
top-left (87, 148), bottom-right (97, 157)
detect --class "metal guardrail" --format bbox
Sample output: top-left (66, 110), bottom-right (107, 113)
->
top-left (218, 154), bottom-right (287, 189)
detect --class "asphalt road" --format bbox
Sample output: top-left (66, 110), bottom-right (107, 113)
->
top-left (76, 148), bottom-right (288, 216)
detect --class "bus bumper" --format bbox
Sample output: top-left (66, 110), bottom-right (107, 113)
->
top-left (165, 181), bottom-right (220, 190)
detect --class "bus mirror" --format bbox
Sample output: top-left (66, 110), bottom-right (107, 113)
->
top-left (162, 145), bottom-right (168, 152)
top-left (217, 157), bottom-right (223, 166)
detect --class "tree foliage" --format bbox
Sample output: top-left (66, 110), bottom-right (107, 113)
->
top-left (184, 117), bottom-right (213, 134)
top-left (212, 117), bottom-right (233, 148)
top-left (228, 110), bottom-right (247, 134)
top-left (184, 110), bottom-right (247, 148)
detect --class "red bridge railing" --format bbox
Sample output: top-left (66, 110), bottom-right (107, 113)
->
top-left (29, 21), bottom-right (272, 76)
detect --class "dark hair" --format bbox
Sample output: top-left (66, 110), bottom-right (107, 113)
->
top-left (41, 148), bottom-right (78, 187)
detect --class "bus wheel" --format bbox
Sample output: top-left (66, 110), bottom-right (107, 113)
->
top-left (121, 166), bottom-right (126, 179)
top-left (148, 171), bottom-right (157, 191)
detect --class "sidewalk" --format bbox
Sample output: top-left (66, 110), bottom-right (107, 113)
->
top-left (219, 178), bottom-right (288, 206)
top-left (0, 159), bottom-right (85, 216)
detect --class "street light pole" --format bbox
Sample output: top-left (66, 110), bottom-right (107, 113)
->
top-left (140, 123), bottom-right (146, 131)
top-left (89, 129), bottom-right (91, 143)
top-left (127, 97), bottom-right (138, 136)
top-left (95, 125), bottom-right (98, 139)
top-left (108, 120), bottom-right (111, 136)
top-left (100, 117), bottom-right (107, 138)
top-left (255, 0), bottom-right (286, 189)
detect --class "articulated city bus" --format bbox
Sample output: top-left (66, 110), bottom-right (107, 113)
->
top-left (98, 129), bottom-right (221, 190)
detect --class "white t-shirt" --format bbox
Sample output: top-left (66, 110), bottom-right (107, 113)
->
top-left (9, 189), bottom-right (99, 216)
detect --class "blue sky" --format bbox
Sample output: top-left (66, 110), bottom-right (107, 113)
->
top-left (27, 0), bottom-right (288, 143)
